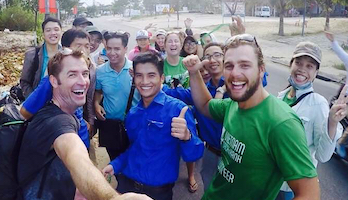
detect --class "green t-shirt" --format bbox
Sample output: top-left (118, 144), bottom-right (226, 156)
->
top-left (282, 90), bottom-right (297, 106)
top-left (163, 57), bottom-right (189, 88)
top-left (203, 95), bottom-right (317, 200)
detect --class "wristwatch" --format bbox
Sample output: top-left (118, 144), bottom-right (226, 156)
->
top-left (216, 87), bottom-right (226, 94)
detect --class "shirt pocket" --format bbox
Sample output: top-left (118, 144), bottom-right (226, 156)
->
top-left (147, 120), bottom-right (173, 146)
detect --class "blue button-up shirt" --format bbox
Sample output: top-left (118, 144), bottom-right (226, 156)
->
top-left (96, 59), bottom-right (139, 120)
top-left (163, 77), bottom-right (227, 150)
top-left (110, 91), bottom-right (204, 186)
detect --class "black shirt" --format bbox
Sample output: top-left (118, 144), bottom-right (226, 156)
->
top-left (18, 103), bottom-right (79, 200)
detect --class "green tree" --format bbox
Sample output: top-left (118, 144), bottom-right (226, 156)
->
top-left (87, 5), bottom-right (97, 16)
top-left (112, 0), bottom-right (130, 14)
top-left (57, 0), bottom-right (79, 13)
top-left (270, 0), bottom-right (292, 36)
top-left (316, 0), bottom-right (348, 28)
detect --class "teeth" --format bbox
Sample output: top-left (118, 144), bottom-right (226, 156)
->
top-left (296, 75), bottom-right (306, 81)
top-left (232, 81), bottom-right (245, 85)
top-left (141, 86), bottom-right (151, 90)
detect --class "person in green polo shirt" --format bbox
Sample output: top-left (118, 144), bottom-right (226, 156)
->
top-left (182, 34), bottom-right (320, 200)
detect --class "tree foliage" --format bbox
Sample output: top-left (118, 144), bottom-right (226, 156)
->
top-left (112, 0), bottom-right (130, 14)
top-left (57, 0), bottom-right (79, 12)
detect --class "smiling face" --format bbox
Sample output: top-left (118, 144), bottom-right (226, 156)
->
top-left (156, 34), bottom-right (165, 48)
top-left (203, 46), bottom-right (224, 78)
top-left (290, 56), bottom-right (318, 86)
top-left (199, 66), bottom-right (212, 84)
top-left (51, 55), bottom-right (90, 110)
top-left (223, 45), bottom-right (264, 102)
top-left (106, 38), bottom-right (127, 65)
top-left (134, 62), bottom-right (164, 107)
top-left (183, 40), bottom-right (197, 55)
top-left (137, 38), bottom-right (150, 49)
top-left (165, 33), bottom-right (182, 57)
top-left (43, 21), bottom-right (62, 45)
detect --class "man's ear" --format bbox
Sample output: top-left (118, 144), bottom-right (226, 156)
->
top-left (49, 75), bottom-right (59, 88)
top-left (161, 74), bottom-right (165, 84)
top-left (259, 64), bottom-right (265, 78)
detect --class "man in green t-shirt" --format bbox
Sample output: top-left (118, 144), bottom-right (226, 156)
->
top-left (182, 34), bottom-right (319, 200)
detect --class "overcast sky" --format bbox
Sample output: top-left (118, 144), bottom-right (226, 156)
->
top-left (81, 0), bottom-right (113, 6)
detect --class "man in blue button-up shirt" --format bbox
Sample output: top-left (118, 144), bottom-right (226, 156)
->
top-left (103, 52), bottom-right (204, 200)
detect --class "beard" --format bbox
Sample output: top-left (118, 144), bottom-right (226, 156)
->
top-left (228, 75), bottom-right (261, 102)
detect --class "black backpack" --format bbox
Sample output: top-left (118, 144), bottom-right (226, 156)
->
top-left (0, 104), bottom-right (55, 200)
top-left (0, 104), bottom-right (27, 200)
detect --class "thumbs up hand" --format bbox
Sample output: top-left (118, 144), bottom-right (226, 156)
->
top-left (171, 106), bottom-right (191, 141)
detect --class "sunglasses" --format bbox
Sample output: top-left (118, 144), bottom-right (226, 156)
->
top-left (225, 34), bottom-right (260, 48)
top-left (103, 31), bottom-right (130, 39)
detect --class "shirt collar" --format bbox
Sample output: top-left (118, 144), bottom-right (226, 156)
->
top-left (139, 90), bottom-right (166, 109)
top-left (105, 58), bottom-right (131, 73)
top-left (278, 85), bottom-right (314, 99)
top-left (207, 76), bottom-right (225, 89)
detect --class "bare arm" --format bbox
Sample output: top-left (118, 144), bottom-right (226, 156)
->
top-left (54, 133), bottom-right (119, 200)
top-left (288, 177), bottom-right (320, 200)
top-left (20, 106), bottom-right (33, 120)
top-left (94, 90), bottom-right (106, 120)
top-left (183, 55), bottom-right (212, 118)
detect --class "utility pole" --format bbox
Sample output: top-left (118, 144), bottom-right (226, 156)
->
top-left (301, 0), bottom-right (306, 36)
top-left (45, 0), bottom-right (50, 19)
top-left (176, 0), bottom-right (179, 28)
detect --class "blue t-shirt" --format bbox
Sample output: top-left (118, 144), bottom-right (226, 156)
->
top-left (22, 77), bottom-right (89, 148)
top-left (95, 59), bottom-right (139, 120)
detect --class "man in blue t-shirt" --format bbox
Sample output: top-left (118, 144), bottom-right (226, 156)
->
top-left (94, 31), bottom-right (140, 160)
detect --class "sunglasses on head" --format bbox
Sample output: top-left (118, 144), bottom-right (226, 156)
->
top-left (225, 34), bottom-right (259, 48)
top-left (103, 31), bottom-right (130, 39)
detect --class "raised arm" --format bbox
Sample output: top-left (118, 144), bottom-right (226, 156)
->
top-left (54, 133), bottom-right (153, 200)
top-left (54, 133), bottom-right (118, 200)
top-left (182, 55), bottom-right (212, 118)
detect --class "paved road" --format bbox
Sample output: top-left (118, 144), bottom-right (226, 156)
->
top-left (89, 16), bottom-right (348, 200)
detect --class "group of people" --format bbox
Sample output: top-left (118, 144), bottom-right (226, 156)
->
top-left (14, 14), bottom-right (348, 200)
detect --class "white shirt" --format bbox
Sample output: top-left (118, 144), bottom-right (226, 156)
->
top-left (278, 86), bottom-right (343, 191)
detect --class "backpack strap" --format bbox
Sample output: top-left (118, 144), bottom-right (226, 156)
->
top-left (290, 91), bottom-right (313, 107)
top-left (30, 46), bottom-right (41, 86)
top-left (125, 80), bottom-right (136, 115)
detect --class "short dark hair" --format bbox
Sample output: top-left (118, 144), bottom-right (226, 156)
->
top-left (203, 42), bottom-right (224, 55)
top-left (41, 17), bottom-right (62, 31)
top-left (103, 31), bottom-right (129, 47)
top-left (61, 29), bottom-right (91, 47)
top-left (48, 49), bottom-right (90, 84)
top-left (133, 52), bottom-right (164, 76)
top-left (180, 36), bottom-right (197, 57)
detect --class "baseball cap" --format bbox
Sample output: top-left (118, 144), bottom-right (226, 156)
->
top-left (136, 30), bottom-right (149, 40)
top-left (155, 29), bottom-right (167, 36)
top-left (85, 26), bottom-right (102, 38)
top-left (73, 17), bottom-right (93, 26)
top-left (292, 41), bottom-right (322, 65)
